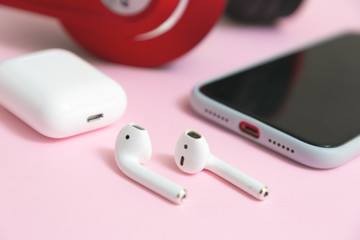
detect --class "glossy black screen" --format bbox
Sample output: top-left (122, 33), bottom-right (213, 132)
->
top-left (200, 33), bottom-right (360, 147)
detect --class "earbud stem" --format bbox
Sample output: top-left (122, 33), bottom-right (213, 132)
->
top-left (119, 158), bottom-right (187, 204)
top-left (206, 156), bottom-right (269, 200)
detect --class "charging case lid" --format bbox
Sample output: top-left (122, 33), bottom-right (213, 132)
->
top-left (0, 49), bottom-right (127, 138)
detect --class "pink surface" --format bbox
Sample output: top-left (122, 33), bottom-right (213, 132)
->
top-left (1, 1), bottom-right (360, 239)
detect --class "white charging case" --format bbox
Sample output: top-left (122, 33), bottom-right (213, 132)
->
top-left (0, 49), bottom-right (127, 138)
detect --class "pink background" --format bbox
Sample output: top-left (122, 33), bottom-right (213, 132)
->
top-left (1, 1), bottom-right (360, 239)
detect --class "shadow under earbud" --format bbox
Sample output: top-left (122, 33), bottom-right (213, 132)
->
top-left (97, 148), bottom-right (119, 175)
top-left (205, 169), bottom-right (264, 201)
top-left (96, 148), bottom-right (181, 205)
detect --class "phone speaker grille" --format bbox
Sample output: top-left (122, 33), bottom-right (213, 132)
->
top-left (204, 109), bottom-right (229, 123)
top-left (268, 138), bottom-right (295, 154)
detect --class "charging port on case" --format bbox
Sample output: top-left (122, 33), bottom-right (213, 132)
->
top-left (87, 113), bottom-right (104, 123)
top-left (239, 121), bottom-right (260, 138)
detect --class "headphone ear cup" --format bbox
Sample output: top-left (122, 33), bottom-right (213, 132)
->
top-left (61, 0), bottom-right (226, 67)
top-left (225, 0), bottom-right (264, 23)
top-left (226, 0), bottom-right (303, 23)
top-left (276, 0), bottom-right (303, 17)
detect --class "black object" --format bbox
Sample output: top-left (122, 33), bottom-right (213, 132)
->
top-left (226, 0), bottom-right (303, 23)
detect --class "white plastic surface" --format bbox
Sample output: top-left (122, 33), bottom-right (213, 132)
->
top-left (207, 155), bottom-right (268, 200)
top-left (0, 49), bottom-right (127, 138)
top-left (174, 130), bottom-right (268, 200)
top-left (174, 130), bottom-right (210, 174)
top-left (115, 123), bottom-right (187, 204)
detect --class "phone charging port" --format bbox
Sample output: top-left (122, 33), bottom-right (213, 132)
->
top-left (239, 121), bottom-right (260, 138)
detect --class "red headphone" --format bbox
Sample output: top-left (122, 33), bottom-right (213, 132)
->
top-left (0, 0), bottom-right (303, 67)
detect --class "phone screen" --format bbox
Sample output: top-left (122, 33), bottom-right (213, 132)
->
top-left (200, 33), bottom-right (360, 148)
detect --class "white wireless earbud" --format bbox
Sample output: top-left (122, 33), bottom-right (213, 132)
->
top-left (115, 123), bottom-right (187, 204)
top-left (174, 130), bottom-right (269, 200)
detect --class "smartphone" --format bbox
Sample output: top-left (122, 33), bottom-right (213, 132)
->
top-left (191, 32), bottom-right (360, 169)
